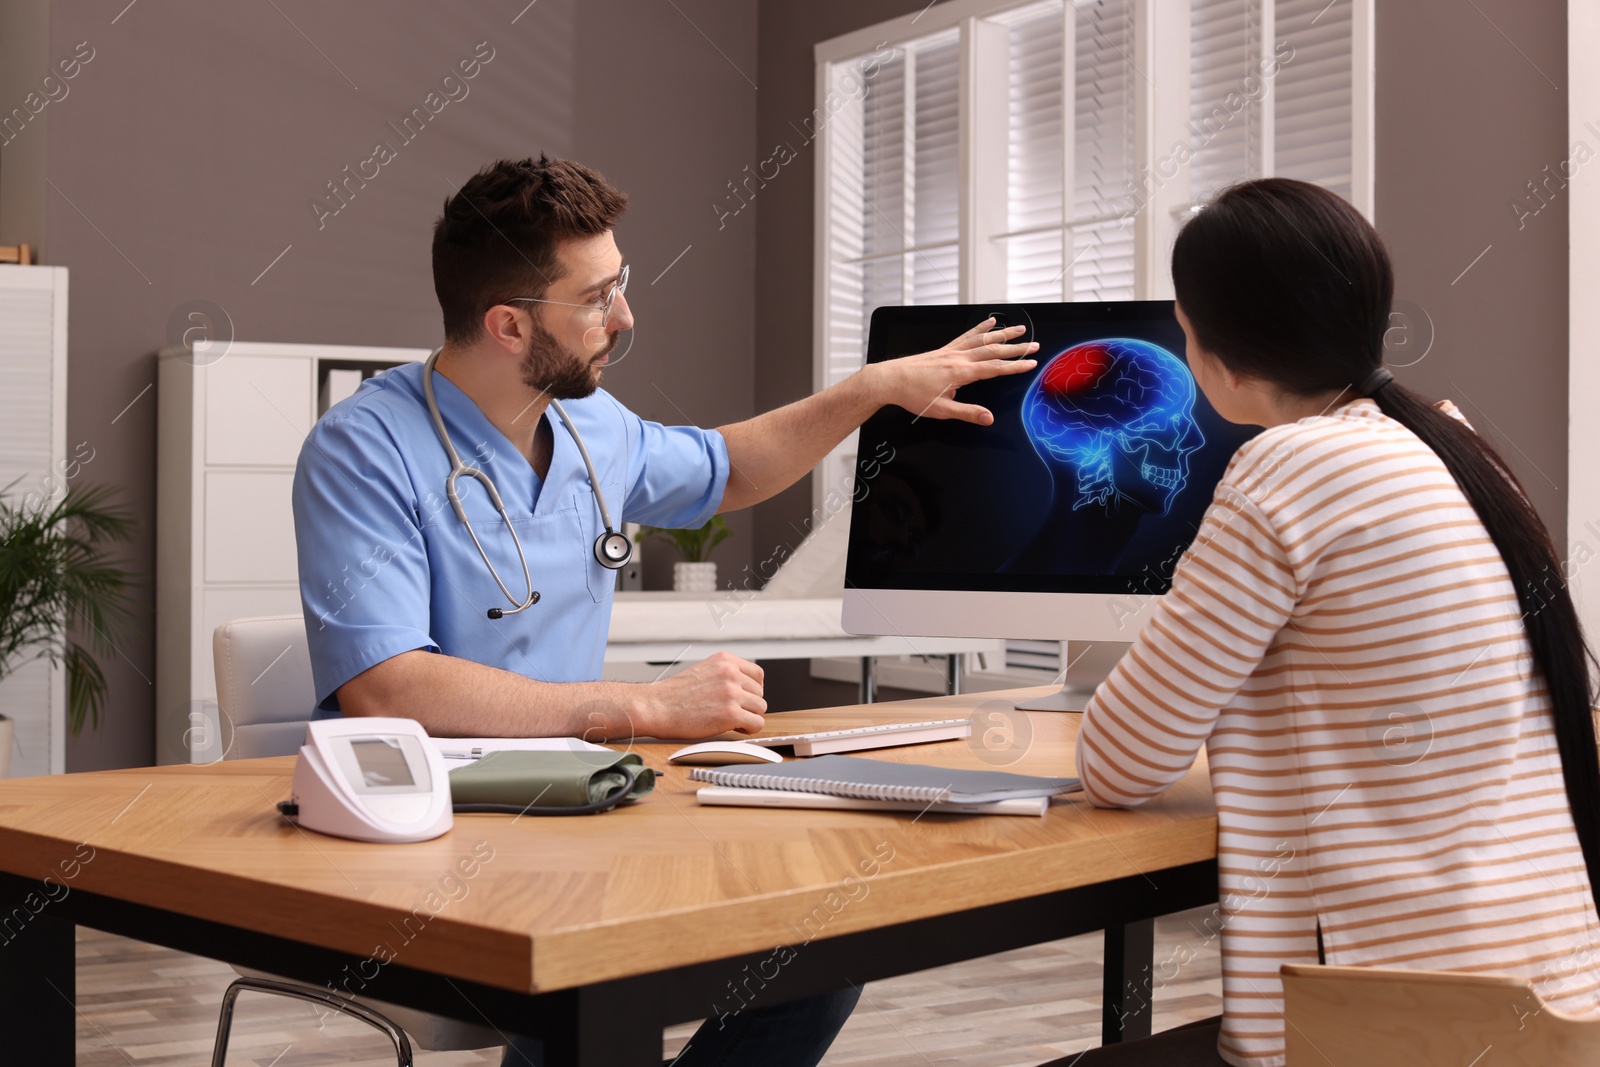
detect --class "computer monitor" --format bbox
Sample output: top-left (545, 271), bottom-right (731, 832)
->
top-left (841, 301), bottom-right (1259, 710)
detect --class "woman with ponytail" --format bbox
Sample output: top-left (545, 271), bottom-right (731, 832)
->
top-left (1058, 178), bottom-right (1600, 1067)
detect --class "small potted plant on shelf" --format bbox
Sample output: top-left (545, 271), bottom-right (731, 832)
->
top-left (0, 484), bottom-right (135, 776)
top-left (636, 516), bottom-right (733, 593)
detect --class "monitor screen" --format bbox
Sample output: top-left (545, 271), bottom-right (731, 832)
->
top-left (845, 301), bottom-right (1259, 597)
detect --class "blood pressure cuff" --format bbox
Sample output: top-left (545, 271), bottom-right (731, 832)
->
top-left (448, 750), bottom-right (654, 811)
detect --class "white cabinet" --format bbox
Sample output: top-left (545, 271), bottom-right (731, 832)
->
top-left (156, 342), bottom-right (427, 764)
top-left (0, 266), bottom-right (68, 777)
top-left (204, 356), bottom-right (314, 466)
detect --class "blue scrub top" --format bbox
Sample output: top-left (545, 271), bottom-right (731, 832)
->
top-left (291, 361), bottom-right (730, 713)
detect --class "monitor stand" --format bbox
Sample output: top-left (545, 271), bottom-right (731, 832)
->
top-left (1014, 640), bottom-right (1131, 712)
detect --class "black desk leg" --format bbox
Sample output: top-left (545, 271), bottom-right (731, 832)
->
top-left (1102, 918), bottom-right (1154, 1044)
top-left (0, 911), bottom-right (76, 1065)
top-left (543, 985), bottom-right (665, 1067)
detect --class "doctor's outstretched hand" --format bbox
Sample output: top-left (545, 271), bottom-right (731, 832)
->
top-left (642, 651), bottom-right (768, 738)
top-left (870, 318), bottom-right (1040, 425)
top-left (714, 317), bottom-right (1040, 513)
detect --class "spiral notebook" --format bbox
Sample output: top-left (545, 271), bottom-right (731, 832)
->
top-left (688, 754), bottom-right (1081, 805)
top-left (694, 786), bottom-right (1053, 817)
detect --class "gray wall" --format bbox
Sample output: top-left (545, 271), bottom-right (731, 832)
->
top-left (0, 0), bottom-right (51, 250)
top-left (29, 0), bottom-right (758, 770)
top-left (1374, 0), bottom-right (1568, 535)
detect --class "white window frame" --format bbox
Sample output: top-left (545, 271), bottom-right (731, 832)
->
top-left (811, 0), bottom-right (1374, 514)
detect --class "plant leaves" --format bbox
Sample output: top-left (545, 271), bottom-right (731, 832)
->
top-left (0, 484), bottom-right (135, 735)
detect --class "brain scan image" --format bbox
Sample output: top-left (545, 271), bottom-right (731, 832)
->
top-left (1022, 338), bottom-right (1204, 514)
top-left (843, 304), bottom-right (1259, 592)
top-left (1006, 337), bottom-right (1205, 574)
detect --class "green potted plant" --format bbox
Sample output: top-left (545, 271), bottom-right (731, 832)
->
top-left (636, 515), bottom-right (733, 592)
top-left (0, 484), bottom-right (135, 775)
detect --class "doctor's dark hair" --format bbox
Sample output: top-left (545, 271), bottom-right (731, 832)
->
top-left (432, 155), bottom-right (628, 343)
top-left (1172, 177), bottom-right (1600, 904)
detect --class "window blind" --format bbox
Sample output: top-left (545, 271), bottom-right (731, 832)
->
top-left (1274, 0), bottom-right (1352, 199)
top-left (1070, 0), bottom-right (1137, 299)
top-left (1188, 0), bottom-right (1352, 201)
top-left (1002, 0), bottom-right (1136, 302)
top-left (0, 270), bottom-right (67, 777)
top-left (824, 29), bottom-right (962, 396)
top-left (1189, 0), bottom-right (1263, 200)
top-left (910, 33), bottom-right (962, 305)
top-left (1004, 1), bottom-right (1067, 301)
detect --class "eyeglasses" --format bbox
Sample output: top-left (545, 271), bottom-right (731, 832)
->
top-left (507, 263), bottom-right (629, 327)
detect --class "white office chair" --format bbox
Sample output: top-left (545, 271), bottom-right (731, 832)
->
top-left (210, 615), bottom-right (503, 1059)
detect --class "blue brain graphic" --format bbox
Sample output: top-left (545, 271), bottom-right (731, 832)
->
top-left (1021, 337), bottom-right (1203, 513)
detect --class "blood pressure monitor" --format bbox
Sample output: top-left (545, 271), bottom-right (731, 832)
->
top-left (287, 718), bottom-right (453, 843)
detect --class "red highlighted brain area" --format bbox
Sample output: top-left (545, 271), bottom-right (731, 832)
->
top-left (1039, 343), bottom-right (1113, 397)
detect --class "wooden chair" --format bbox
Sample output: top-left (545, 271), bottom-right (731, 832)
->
top-left (1281, 963), bottom-right (1600, 1066)
top-left (0, 244), bottom-right (33, 265)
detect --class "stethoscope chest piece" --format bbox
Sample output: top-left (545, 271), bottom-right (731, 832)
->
top-left (596, 530), bottom-right (633, 570)
top-left (424, 349), bottom-right (632, 617)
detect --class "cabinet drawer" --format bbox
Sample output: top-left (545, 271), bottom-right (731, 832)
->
top-left (205, 356), bottom-right (312, 466)
top-left (205, 470), bottom-right (298, 582)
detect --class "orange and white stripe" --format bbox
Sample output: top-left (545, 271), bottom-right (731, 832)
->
top-left (1077, 399), bottom-right (1600, 1066)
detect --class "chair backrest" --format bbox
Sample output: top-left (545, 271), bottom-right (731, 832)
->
top-left (1281, 963), bottom-right (1600, 1066)
top-left (212, 615), bottom-right (317, 760)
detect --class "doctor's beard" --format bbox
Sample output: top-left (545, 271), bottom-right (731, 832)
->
top-left (519, 318), bottom-right (618, 400)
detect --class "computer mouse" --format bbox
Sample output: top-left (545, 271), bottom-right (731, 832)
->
top-left (667, 740), bottom-right (785, 766)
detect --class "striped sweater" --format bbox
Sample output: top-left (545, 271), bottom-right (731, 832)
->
top-left (1077, 399), bottom-right (1600, 1066)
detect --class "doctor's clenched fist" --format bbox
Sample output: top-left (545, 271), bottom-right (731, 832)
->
top-left (640, 651), bottom-right (768, 739)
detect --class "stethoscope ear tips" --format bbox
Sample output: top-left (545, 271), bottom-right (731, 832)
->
top-left (486, 591), bottom-right (540, 620)
top-left (596, 531), bottom-right (633, 570)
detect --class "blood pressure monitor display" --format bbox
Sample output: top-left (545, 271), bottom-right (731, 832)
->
top-left (291, 718), bottom-right (453, 842)
top-left (350, 738), bottom-right (416, 788)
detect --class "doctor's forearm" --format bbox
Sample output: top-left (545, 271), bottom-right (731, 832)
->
top-left (714, 369), bottom-right (882, 512)
top-left (337, 650), bottom-right (646, 740)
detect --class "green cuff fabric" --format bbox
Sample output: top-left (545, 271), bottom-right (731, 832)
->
top-left (448, 750), bottom-right (655, 808)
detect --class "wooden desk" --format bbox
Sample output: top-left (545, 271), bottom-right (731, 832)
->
top-left (0, 688), bottom-right (1218, 1066)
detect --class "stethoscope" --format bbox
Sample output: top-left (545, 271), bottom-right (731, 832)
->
top-left (421, 349), bottom-right (633, 620)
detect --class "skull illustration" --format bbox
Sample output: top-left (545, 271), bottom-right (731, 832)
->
top-left (1021, 337), bottom-right (1204, 514)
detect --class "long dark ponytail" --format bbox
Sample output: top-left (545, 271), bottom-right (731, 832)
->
top-left (1172, 178), bottom-right (1600, 901)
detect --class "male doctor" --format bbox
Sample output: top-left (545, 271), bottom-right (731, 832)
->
top-left (291, 156), bottom-right (1036, 1067)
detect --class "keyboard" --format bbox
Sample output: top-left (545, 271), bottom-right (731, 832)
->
top-left (749, 718), bottom-right (974, 757)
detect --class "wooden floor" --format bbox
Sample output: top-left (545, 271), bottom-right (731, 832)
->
top-left (73, 907), bottom-right (1221, 1066)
